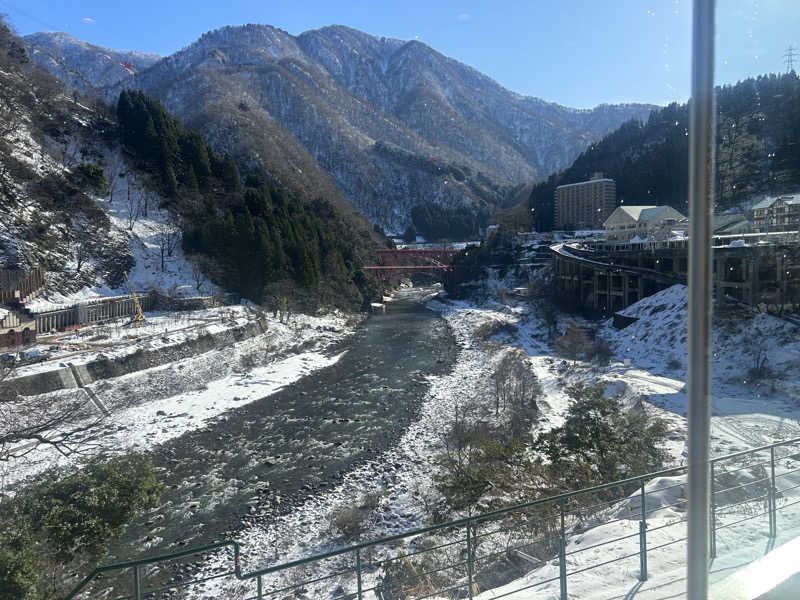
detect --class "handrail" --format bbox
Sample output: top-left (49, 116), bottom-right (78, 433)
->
top-left (65, 541), bottom-right (241, 600)
top-left (65, 435), bottom-right (800, 599)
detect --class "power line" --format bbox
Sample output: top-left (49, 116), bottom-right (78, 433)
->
top-left (785, 45), bottom-right (797, 73)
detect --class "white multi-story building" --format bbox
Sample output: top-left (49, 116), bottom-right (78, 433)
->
top-left (603, 205), bottom-right (687, 242)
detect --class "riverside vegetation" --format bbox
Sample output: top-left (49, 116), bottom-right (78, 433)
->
top-left (0, 454), bottom-right (163, 600)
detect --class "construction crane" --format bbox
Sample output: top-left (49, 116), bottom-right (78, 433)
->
top-left (123, 272), bottom-right (147, 328)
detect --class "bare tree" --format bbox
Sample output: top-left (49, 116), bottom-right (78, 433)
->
top-left (493, 349), bottom-right (542, 419)
top-left (0, 364), bottom-right (106, 464)
top-left (104, 159), bottom-right (125, 205)
top-left (554, 326), bottom-right (592, 363)
top-left (0, 84), bottom-right (19, 138)
top-left (154, 218), bottom-right (181, 272)
top-left (58, 137), bottom-right (76, 170)
top-left (142, 189), bottom-right (158, 218)
top-left (438, 403), bottom-right (486, 485)
top-left (72, 239), bottom-right (90, 275)
top-left (747, 329), bottom-right (771, 381)
top-left (537, 299), bottom-right (558, 339)
top-left (125, 174), bottom-right (139, 230)
top-left (191, 260), bottom-right (206, 294)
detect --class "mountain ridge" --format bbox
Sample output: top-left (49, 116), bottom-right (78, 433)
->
top-left (25, 24), bottom-right (655, 230)
top-left (23, 31), bottom-right (160, 94)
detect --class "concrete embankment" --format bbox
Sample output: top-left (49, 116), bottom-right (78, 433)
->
top-left (10, 319), bottom-right (267, 397)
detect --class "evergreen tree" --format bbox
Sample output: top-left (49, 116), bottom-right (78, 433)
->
top-left (180, 131), bottom-right (212, 185)
top-left (114, 89), bottom-right (378, 307)
top-left (220, 154), bottom-right (242, 195)
top-left (183, 164), bottom-right (199, 195)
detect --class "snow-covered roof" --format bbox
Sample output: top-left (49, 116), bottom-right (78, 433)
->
top-left (610, 206), bottom-right (657, 221)
top-left (753, 194), bottom-right (800, 210)
top-left (713, 213), bottom-right (750, 234)
top-left (638, 206), bottom-right (685, 222)
top-left (752, 197), bottom-right (779, 210)
top-left (605, 205), bottom-right (687, 227)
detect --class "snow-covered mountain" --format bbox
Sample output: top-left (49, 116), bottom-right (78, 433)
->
top-left (23, 31), bottom-right (160, 95)
top-left (0, 27), bottom-right (205, 299)
top-left (26, 25), bottom-right (654, 230)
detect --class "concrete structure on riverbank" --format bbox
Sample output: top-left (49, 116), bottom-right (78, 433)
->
top-left (552, 232), bottom-right (800, 314)
top-left (0, 267), bottom-right (44, 347)
top-left (34, 293), bottom-right (156, 333)
top-left (1, 266), bottom-right (163, 347)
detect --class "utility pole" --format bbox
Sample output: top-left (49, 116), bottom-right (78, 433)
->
top-left (784, 45), bottom-right (797, 73)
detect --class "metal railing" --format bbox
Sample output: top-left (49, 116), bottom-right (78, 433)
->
top-left (64, 436), bottom-right (800, 600)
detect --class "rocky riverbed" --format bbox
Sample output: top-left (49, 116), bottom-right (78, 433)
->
top-left (99, 286), bottom-right (458, 570)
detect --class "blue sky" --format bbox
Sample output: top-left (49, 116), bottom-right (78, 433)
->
top-left (0, 0), bottom-right (797, 108)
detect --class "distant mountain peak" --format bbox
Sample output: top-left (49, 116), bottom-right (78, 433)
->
top-left (25, 30), bottom-right (160, 62)
top-left (23, 31), bottom-right (161, 93)
top-left (24, 23), bottom-right (655, 230)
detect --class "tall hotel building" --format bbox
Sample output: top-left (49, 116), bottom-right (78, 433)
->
top-left (554, 173), bottom-right (616, 230)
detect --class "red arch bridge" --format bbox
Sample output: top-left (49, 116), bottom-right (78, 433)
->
top-left (362, 248), bottom-right (460, 279)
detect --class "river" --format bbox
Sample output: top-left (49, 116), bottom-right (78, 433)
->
top-left (104, 286), bottom-right (458, 562)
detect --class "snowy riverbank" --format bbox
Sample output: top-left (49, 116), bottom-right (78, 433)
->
top-left (191, 282), bottom-right (800, 600)
top-left (2, 308), bottom-right (360, 491)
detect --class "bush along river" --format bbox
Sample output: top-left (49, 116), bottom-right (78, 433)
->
top-left (103, 286), bottom-right (458, 568)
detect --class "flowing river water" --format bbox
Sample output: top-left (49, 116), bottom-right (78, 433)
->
top-left (104, 286), bottom-right (458, 566)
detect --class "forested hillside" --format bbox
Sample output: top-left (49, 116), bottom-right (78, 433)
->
top-left (0, 20), bottom-right (137, 289)
top-left (0, 16), bottom-right (380, 310)
top-left (410, 202), bottom-right (488, 241)
top-left (528, 72), bottom-right (800, 230)
top-left (116, 90), bottom-right (380, 307)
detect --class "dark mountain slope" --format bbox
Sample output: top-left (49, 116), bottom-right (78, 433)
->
top-left (527, 72), bottom-right (800, 231)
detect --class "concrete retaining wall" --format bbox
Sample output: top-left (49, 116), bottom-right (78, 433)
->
top-left (10, 319), bottom-right (266, 397)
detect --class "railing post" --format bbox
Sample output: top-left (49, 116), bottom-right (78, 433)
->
top-left (256, 574), bottom-right (263, 600)
top-left (466, 521), bottom-right (474, 600)
top-left (769, 446), bottom-right (777, 539)
top-left (710, 461), bottom-right (717, 559)
top-left (639, 480), bottom-right (648, 581)
top-left (559, 502), bottom-right (567, 600)
top-left (133, 565), bottom-right (142, 600)
top-left (356, 548), bottom-right (363, 600)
